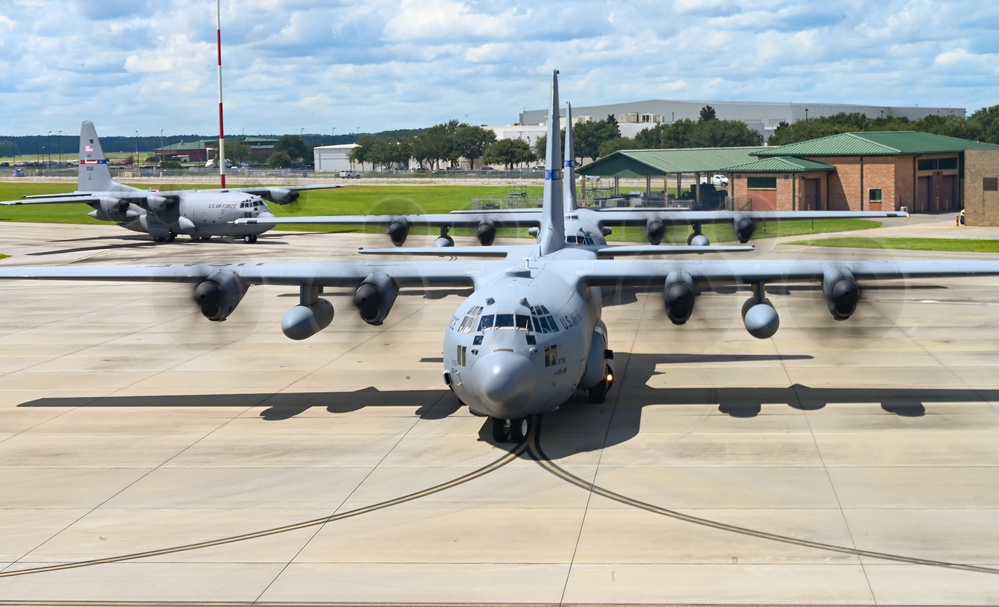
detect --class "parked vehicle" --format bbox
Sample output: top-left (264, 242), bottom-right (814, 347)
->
top-left (339, 170), bottom-right (360, 179)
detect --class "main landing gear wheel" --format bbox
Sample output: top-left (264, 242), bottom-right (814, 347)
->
top-left (244, 234), bottom-right (258, 244)
top-left (510, 417), bottom-right (530, 442)
top-left (588, 378), bottom-right (608, 403)
top-left (491, 417), bottom-right (510, 442)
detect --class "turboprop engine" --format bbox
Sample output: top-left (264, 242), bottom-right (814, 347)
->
top-left (353, 273), bottom-right (399, 326)
top-left (90, 197), bottom-right (140, 222)
top-left (664, 270), bottom-right (695, 324)
top-left (387, 219), bottom-right (410, 247)
top-left (733, 213), bottom-right (755, 243)
top-left (261, 188), bottom-right (299, 205)
top-left (477, 220), bottom-right (497, 246)
top-left (145, 195), bottom-right (174, 215)
top-left (192, 271), bottom-right (248, 321)
top-left (822, 267), bottom-right (860, 320)
top-left (646, 217), bottom-right (665, 245)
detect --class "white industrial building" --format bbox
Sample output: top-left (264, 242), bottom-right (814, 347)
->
top-left (518, 100), bottom-right (965, 141)
top-left (313, 143), bottom-right (358, 173)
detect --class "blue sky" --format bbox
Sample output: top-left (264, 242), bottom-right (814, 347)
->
top-left (1, 0), bottom-right (996, 137)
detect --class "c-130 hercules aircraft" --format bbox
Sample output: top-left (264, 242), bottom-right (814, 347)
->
top-left (2, 71), bottom-right (999, 443)
top-left (0, 121), bottom-right (341, 243)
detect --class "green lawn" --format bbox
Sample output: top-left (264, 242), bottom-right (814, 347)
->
top-left (791, 237), bottom-right (999, 253)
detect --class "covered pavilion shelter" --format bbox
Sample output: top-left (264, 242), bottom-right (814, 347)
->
top-left (577, 147), bottom-right (764, 207)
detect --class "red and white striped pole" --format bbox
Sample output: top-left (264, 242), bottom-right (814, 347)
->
top-left (216, 0), bottom-right (226, 188)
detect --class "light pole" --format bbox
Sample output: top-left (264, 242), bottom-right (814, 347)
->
top-left (47, 131), bottom-right (51, 167)
top-left (804, 108), bottom-right (809, 122)
top-left (134, 130), bottom-right (139, 173)
top-left (57, 130), bottom-right (62, 164)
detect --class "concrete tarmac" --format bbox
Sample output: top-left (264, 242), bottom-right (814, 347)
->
top-left (1, 217), bottom-right (999, 606)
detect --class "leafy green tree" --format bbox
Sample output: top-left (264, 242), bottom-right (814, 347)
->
top-left (689, 119), bottom-right (762, 147)
top-left (0, 141), bottom-right (17, 158)
top-left (969, 105), bottom-right (999, 143)
top-left (483, 138), bottom-right (535, 170)
top-left (575, 118), bottom-right (620, 160)
top-left (454, 125), bottom-right (496, 170)
top-left (225, 139), bottom-right (253, 165)
top-left (699, 105), bottom-right (717, 122)
top-left (598, 137), bottom-right (636, 157)
top-left (274, 135), bottom-right (309, 161)
top-left (267, 151), bottom-right (293, 169)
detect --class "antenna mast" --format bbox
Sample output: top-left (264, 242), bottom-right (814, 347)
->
top-left (216, 0), bottom-right (226, 188)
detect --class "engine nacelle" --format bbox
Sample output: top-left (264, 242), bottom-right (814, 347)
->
top-left (145, 195), bottom-right (172, 215)
top-left (477, 220), bottom-right (497, 246)
top-left (91, 197), bottom-right (140, 222)
top-left (742, 299), bottom-right (780, 339)
top-left (263, 188), bottom-right (299, 205)
top-left (733, 213), bottom-right (755, 243)
top-left (192, 271), bottom-right (248, 321)
top-left (822, 267), bottom-right (860, 320)
top-left (664, 270), bottom-right (695, 325)
top-left (387, 219), bottom-right (410, 247)
top-left (353, 273), bottom-right (399, 326)
top-left (646, 217), bottom-right (665, 245)
top-left (281, 299), bottom-right (334, 340)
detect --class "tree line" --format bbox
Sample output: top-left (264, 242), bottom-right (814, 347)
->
top-left (14, 103), bottom-right (999, 169)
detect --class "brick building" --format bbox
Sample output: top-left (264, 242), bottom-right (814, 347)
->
top-left (732, 132), bottom-right (999, 216)
top-left (580, 132), bottom-right (999, 224)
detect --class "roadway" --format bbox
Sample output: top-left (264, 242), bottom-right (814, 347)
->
top-left (1, 218), bottom-right (999, 606)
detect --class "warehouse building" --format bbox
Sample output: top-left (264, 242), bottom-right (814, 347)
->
top-left (519, 100), bottom-right (964, 140)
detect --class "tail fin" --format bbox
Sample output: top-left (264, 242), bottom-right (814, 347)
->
top-left (563, 102), bottom-right (578, 211)
top-left (77, 121), bottom-right (115, 193)
top-left (538, 70), bottom-right (565, 256)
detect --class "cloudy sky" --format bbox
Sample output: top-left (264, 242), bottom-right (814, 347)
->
top-left (1, 0), bottom-right (996, 137)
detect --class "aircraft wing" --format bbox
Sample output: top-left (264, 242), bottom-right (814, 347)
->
top-left (231, 184), bottom-right (343, 205)
top-left (569, 258), bottom-right (999, 288)
top-left (581, 209), bottom-right (908, 227)
top-left (232, 213), bottom-right (539, 229)
top-left (357, 244), bottom-right (756, 258)
top-left (0, 260), bottom-right (499, 289)
top-left (0, 194), bottom-right (103, 206)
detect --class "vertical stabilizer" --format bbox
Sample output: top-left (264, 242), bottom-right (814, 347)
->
top-left (538, 70), bottom-right (565, 256)
top-left (563, 102), bottom-right (577, 211)
top-left (77, 121), bottom-right (115, 193)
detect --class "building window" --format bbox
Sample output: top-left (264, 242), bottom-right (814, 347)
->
top-left (918, 159), bottom-right (937, 171)
top-left (869, 188), bottom-right (883, 202)
top-left (939, 157), bottom-right (958, 170)
top-left (984, 178), bottom-right (999, 192)
top-left (747, 177), bottom-right (777, 189)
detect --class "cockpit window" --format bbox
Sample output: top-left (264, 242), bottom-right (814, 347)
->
top-left (530, 305), bottom-right (559, 333)
top-left (476, 313), bottom-right (531, 332)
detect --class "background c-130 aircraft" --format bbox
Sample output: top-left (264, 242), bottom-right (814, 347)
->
top-left (232, 101), bottom-right (907, 249)
top-left (1, 71), bottom-right (999, 443)
top-left (0, 121), bottom-right (342, 243)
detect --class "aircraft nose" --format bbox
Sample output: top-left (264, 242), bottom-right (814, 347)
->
top-left (471, 351), bottom-right (537, 416)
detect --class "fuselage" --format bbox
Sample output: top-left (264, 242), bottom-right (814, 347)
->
top-left (443, 247), bottom-right (604, 419)
top-left (99, 187), bottom-right (275, 239)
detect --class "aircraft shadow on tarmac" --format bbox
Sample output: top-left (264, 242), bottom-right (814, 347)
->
top-left (17, 352), bottom-right (999, 457)
top-left (27, 233), bottom-right (296, 256)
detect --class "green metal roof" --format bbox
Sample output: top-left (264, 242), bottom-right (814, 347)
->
top-left (722, 156), bottom-right (835, 173)
top-left (579, 147), bottom-right (766, 177)
top-left (756, 131), bottom-right (999, 157)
